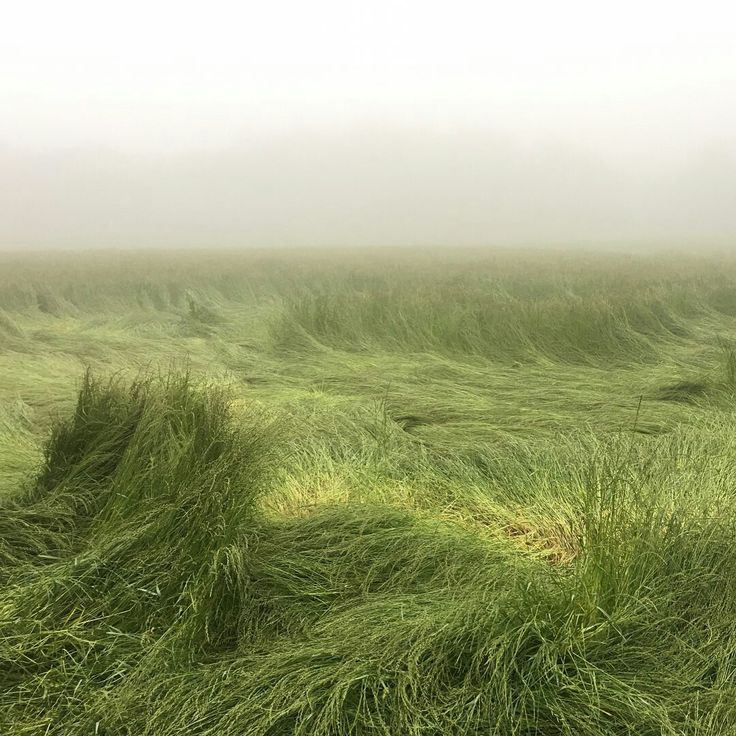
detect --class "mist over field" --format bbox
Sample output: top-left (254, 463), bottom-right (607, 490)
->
top-left (2, 130), bottom-right (736, 248)
top-left (3, 0), bottom-right (736, 250)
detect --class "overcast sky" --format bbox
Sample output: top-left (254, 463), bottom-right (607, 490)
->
top-left (2, 0), bottom-right (735, 248)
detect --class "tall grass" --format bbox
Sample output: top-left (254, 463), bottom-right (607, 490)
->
top-left (272, 284), bottom-right (699, 364)
top-left (2, 248), bottom-right (736, 733)
top-left (0, 371), bottom-right (735, 734)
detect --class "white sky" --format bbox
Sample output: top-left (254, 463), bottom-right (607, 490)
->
top-left (1, 1), bottom-right (736, 247)
top-left (3, 0), bottom-right (735, 158)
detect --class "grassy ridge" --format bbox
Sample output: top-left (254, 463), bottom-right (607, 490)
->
top-left (2, 248), bottom-right (736, 733)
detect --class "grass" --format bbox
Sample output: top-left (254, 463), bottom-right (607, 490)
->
top-left (1, 246), bottom-right (736, 733)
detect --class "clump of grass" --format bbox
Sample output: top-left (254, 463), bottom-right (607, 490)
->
top-left (178, 294), bottom-right (226, 337)
top-left (722, 343), bottom-right (736, 388)
top-left (0, 309), bottom-right (26, 355)
top-left (0, 309), bottom-right (24, 339)
top-left (186, 293), bottom-right (222, 322)
top-left (654, 379), bottom-right (709, 403)
top-left (708, 284), bottom-right (736, 316)
top-left (0, 371), bottom-right (278, 727)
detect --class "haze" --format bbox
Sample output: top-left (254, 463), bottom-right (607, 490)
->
top-left (2, 0), bottom-right (735, 249)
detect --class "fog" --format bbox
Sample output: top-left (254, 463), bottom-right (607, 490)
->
top-left (2, 0), bottom-right (735, 249)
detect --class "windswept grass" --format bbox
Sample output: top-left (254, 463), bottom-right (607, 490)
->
top-left (1, 371), bottom-right (736, 734)
top-left (2, 247), bottom-right (736, 733)
top-left (271, 282), bottom-right (695, 364)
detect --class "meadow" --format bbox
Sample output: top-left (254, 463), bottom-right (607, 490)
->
top-left (2, 246), bottom-right (736, 734)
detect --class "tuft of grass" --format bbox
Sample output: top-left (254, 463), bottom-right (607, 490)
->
top-left (654, 380), bottom-right (709, 403)
top-left (722, 343), bottom-right (736, 388)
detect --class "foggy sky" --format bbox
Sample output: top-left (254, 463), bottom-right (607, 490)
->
top-left (2, 0), bottom-right (735, 249)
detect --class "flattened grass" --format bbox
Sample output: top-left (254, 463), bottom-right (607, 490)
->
top-left (1, 248), bottom-right (736, 733)
top-left (2, 372), bottom-right (736, 734)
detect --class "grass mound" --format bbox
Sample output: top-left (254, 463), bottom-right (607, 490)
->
top-left (269, 276), bottom-right (701, 365)
top-left (2, 371), bottom-right (736, 734)
top-left (0, 371), bottom-right (276, 730)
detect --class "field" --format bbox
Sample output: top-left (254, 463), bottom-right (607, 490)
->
top-left (2, 246), bottom-right (736, 734)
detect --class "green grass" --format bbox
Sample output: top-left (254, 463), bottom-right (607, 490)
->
top-left (2, 247), bottom-right (736, 733)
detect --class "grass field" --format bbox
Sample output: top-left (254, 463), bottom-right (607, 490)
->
top-left (2, 246), bottom-right (736, 734)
